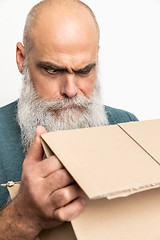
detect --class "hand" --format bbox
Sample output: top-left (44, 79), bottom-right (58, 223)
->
top-left (11, 126), bottom-right (85, 238)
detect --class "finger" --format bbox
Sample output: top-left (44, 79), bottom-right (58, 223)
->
top-left (51, 184), bottom-right (82, 208)
top-left (44, 169), bottom-right (75, 194)
top-left (23, 126), bottom-right (47, 168)
top-left (34, 155), bottom-right (63, 178)
top-left (54, 198), bottom-right (85, 222)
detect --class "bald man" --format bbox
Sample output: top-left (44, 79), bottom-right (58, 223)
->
top-left (0, 0), bottom-right (138, 239)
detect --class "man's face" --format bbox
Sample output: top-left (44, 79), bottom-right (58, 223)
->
top-left (16, 5), bottom-right (107, 152)
top-left (26, 7), bottom-right (99, 101)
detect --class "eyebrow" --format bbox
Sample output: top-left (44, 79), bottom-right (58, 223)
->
top-left (36, 61), bottom-right (96, 73)
top-left (75, 63), bottom-right (96, 74)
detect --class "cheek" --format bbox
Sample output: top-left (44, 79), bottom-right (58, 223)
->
top-left (29, 70), bottom-right (61, 99)
top-left (78, 75), bottom-right (96, 98)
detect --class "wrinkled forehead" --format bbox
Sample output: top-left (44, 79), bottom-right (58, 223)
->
top-left (31, 4), bottom-right (98, 48)
top-left (29, 5), bottom-right (99, 66)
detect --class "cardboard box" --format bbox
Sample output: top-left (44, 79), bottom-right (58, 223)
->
top-left (8, 119), bottom-right (160, 239)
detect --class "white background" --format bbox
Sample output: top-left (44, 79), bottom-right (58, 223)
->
top-left (0, 0), bottom-right (160, 120)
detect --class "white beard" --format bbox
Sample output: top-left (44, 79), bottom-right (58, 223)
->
top-left (17, 69), bottom-right (108, 152)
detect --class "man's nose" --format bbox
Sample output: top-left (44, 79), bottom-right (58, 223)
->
top-left (61, 73), bottom-right (78, 98)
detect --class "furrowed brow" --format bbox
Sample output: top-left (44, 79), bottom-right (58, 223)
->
top-left (74, 63), bottom-right (96, 74)
top-left (36, 61), bottom-right (67, 71)
top-left (36, 61), bottom-right (96, 73)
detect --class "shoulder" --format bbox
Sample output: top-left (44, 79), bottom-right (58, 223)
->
top-left (0, 101), bottom-right (24, 207)
top-left (0, 101), bottom-right (18, 124)
top-left (0, 101), bottom-right (20, 137)
top-left (0, 100), bottom-right (24, 178)
top-left (105, 105), bottom-right (138, 125)
top-left (0, 100), bottom-right (23, 156)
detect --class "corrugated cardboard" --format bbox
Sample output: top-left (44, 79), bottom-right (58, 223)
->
top-left (8, 119), bottom-right (160, 239)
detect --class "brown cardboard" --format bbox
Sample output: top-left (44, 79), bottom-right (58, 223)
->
top-left (41, 120), bottom-right (160, 199)
top-left (118, 119), bottom-right (160, 164)
top-left (8, 119), bottom-right (160, 239)
top-left (41, 119), bottom-right (160, 239)
top-left (71, 188), bottom-right (160, 240)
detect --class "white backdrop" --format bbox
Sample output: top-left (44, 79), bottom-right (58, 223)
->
top-left (0, 0), bottom-right (160, 120)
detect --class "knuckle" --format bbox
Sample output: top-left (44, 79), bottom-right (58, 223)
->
top-left (61, 188), bottom-right (70, 202)
top-left (70, 199), bottom-right (86, 219)
top-left (53, 188), bottom-right (70, 206)
top-left (50, 155), bottom-right (59, 163)
top-left (54, 169), bottom-right (63, 180)
top-left (55, 169), bottom-right (67, 182)
top-left (55, 198), bottom-right (86, 222)
top-left (49, 155), bottom-right (61, 167)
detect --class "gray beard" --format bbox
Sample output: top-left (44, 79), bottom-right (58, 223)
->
top-left (17, 69), bottom-right (108, 152)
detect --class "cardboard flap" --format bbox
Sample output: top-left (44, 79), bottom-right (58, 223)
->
top-left (41, 139), bottom-right (54, 158)
top-left (41, 121), bottom-right (160, 200)
top-left (72, 188), bottom-right (160, 240)
top-left (118, 119), bottom-right (160, 165)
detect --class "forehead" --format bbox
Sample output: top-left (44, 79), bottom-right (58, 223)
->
top-left (29, 5), bottom-right (99, 67)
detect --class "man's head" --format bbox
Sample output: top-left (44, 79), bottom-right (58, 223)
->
top-left (17, 0), bottom-right (100, 100)
top-left (16, 0), bottom-right (108, 151)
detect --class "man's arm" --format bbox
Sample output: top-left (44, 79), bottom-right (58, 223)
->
top-left (0, 126), bottom-right (85, 240)
top-left (0, 200), bottom-right (39, 240)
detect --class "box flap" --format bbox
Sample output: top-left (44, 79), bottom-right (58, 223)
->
top-left (118, 119), bottom-right (160, 165)
top-left (72, 188), bottom-right (160, 240)
top-left (41, 121), bottom-right (160, 200)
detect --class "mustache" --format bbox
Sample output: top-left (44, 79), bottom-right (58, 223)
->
top-left (32, 94), bottom-right (92, 112)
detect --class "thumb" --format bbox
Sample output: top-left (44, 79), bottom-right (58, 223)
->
top-left (23, 126), bottom-right (47, 168)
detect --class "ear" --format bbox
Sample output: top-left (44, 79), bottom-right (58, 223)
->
top-left (16, 42), bottom-right (26, 75)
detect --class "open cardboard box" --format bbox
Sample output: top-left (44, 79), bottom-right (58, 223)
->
top-left (8, 119), bottom-right (160, 239)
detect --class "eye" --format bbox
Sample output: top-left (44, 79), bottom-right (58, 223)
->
top-left (78, 68), bottom-right (91, 75)
top-left (44, 68), bottom-right (58, 75)
top-left (82, 69), bottom-right (91, 74)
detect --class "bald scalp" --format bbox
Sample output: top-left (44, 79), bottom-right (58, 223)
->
top-left (23, 0), bottom-right (100, 55)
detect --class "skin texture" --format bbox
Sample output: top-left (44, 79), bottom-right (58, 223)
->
top-left (0, 1), bottom-right (99, 239)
